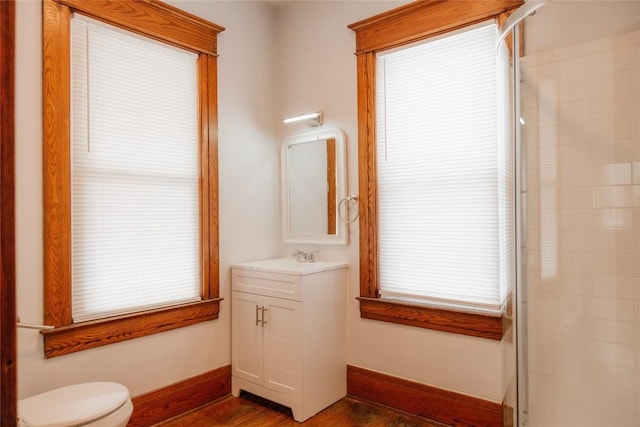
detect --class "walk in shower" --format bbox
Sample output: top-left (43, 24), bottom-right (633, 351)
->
top-left (508, 2), bottom-right (640, 426)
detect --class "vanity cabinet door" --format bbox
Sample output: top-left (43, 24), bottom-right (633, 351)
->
top-left (263, 296), bottom-right (302, 397)
top-left (232, 291), bottom-right (302, 397)
top-left (232, 291), bottom-right (264, 384)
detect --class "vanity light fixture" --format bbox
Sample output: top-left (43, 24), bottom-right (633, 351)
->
top-left (283, 111), bottom-right (323, 127)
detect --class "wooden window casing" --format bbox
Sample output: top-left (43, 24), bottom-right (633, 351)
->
top-left (42, 0), bottom-right (224, 358)
top-left (348, 0), bottom-right (522, 340)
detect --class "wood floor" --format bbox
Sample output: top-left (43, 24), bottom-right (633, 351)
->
top-left (155, 393), bottom-right (450, 427)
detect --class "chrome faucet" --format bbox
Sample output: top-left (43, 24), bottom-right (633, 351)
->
top-left (293, 249), bottom-right (318, 263)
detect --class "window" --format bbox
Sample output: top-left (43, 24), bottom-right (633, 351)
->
top-left (349, 0), bottom-right (522, 340)
top-left (42, 0), bottom-right (224, 358)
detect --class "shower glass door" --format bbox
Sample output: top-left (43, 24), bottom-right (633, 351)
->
top-left (517, 2), bottom-right (640, 426)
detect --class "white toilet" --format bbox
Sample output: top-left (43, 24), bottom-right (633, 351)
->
top-left (18, 382), bottom-right (133, 427)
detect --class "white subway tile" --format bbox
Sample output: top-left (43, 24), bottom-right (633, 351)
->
top-left (529, 345), bottom-right (556, 374)
top-left (588, 252), bottom-right (634, 276)
top-left (527, 167), bottom-right (540, 190)
top-left (558, 208), bottom-right (589, 230)
top-left (555, 377), bottom-right (591, 403)
top-left (593, 319), bottom-right (638, 345)
top-left (595, 163), bottom-right (632, 186)
top-left (531, 272), bottom-right (593, 296)
top-left (594, 208), bottom-right (633, 230)
top-left (538, 61), bottom-right (560, 83)
top-left (593, 364), bottom-right (638, 392)
top-left (592, 140), bottom-right (640, 164)
top-left (527, 147), bottom-right (539, 169)
top-left (590, 93), bottom-right (636, 120)
top-left (591, 230), bottom-right (640, 253)
top-left (613, 46), bottom-right (640, 72)
top-left (593, 186), bottom-right (640, 209)
top-left (558, 77), bottom-right (592, 102)
top-left (528, 375), bottom-right (559, 422)
top-left (529, 290), bottom-right (563, 313)
top-left (553, 356), bottom-right (596, 382)
top-left (558, 187), bottom-right (594, 209)
top-left (559, 230), bottom-right (592, 252)
top-left (535, 103), bottom-right (554, 126)
top-left (559, 312), bottom-right (594, 338)
top-left (538, 81), bottom-right (559, 106)
top-left (559, 165), bottom-right (594, 187)
top-left (589, 340), bottom-right (636, 368)
top-left (632, 162), bottom-right (640, 183)
top-left (560, 55), bottom-right (590, 81)
top-left (590, 50), bottom-right (615, 76)
top-left (626, 30), bottom-right (640, 47)
top-left (539, 167), bottom-right (559, 187)
top-left (528, 331), bottom-right (557, 356)
top-left (528, 248), bottom-right (540, 270)
top-left (592, 296), bottom-right (635, 322)
top-left (523, 105), bottom-right (540, 126)
top-left (528, 400), bottom-right (559, 427)
top-left (588, 71), bottom-right (632, 98)
top-left (522, 84), bottom-right (539, 108)
top-left (559, 251), bottom-right (592, 273)
top-left (529, 309), bottom-right (562, 335)
top-left (633, 253), bottom-right (640, 277)
top-left (576, 116), bottom-right (632, 144)
top-left (557, 336), bottom-right (592, 360)
top-left (558, 273), bottom-right (594, 296)
top-left (633, 208), bottom-right (640, 229)
top-left (593, 275), bottom-right (640, 300)
top-left (631, 69), bottom-right (640, 92)
top-left (528, 228), bottom-right (541, 252)
top-left (538, 124), bottom-right (560, 146)
top-left (589, 384), bottom-right (637, 415)
top-left (526, 192), bottom-right (540, 210)
top-left (524, 125), bottom-right (540, 148)
top-left (523, 29), bottom-right (640, 426)
top-left (592, 406), bottom-right (639, 427)
top-left (559, 99), bottom-right (591, 124)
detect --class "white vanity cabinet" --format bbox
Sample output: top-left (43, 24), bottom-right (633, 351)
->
top-left (231, 258), bottom-right (348, 422)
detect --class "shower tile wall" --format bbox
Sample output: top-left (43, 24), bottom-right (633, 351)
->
top-left (523, 30), bottom-right (640, 427)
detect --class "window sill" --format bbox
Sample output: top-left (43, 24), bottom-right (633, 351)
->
top-left (41, 299), bottom-right (222, 358)
top-left (357, 297), bottom-right (503, 340)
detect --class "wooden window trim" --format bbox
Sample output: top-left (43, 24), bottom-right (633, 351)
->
top-left (1, 0), bottom-right (17, 423)
top-left (42, 0), bottom-right (224, 358)
top-left (348, 0), bottom-right (522, 341)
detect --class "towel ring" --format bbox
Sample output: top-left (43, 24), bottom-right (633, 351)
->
top-left (338, 195), bottom-right (359, 224)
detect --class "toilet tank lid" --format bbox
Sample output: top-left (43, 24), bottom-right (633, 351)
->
top-left (18, 382), bottom-right (130, 427)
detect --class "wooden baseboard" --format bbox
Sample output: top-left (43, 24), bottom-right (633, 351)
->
top-left (347, 365), bottom-right (502, 427)
top-left (128, 365), bottom-right (231, 427)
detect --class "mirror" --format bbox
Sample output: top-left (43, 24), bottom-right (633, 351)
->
top-left (282, 128), bottom-right (348, 245)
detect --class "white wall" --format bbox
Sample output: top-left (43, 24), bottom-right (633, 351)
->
top-left (15, 0), bottom-right (281, 399)
top-left (275, 1), bottom-right (504, 402)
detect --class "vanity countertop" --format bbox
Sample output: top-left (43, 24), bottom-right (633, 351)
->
top-left (231, 258), bottom-right (348, 275)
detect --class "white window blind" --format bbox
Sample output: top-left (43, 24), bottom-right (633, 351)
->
top-left (376, 22), bottom-right (513, 314)
top-left (70, 14), bottom-right (200, 322)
